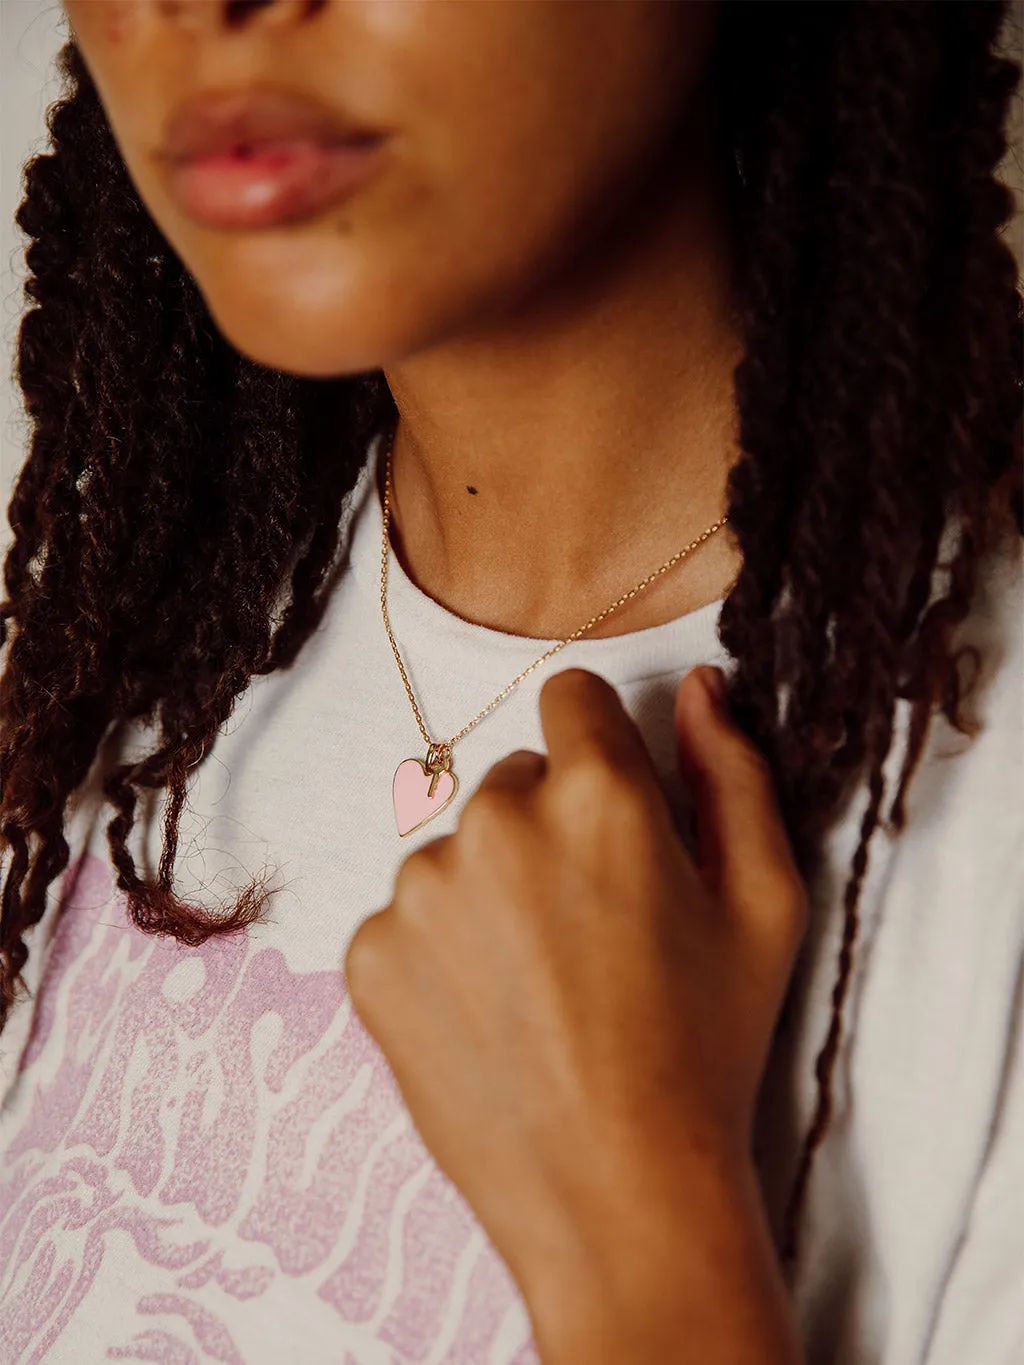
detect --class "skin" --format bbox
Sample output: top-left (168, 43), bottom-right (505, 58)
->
top-left (62, 0), bottom-right (743, 635)
top-left (62, 3), bottom-right (806, 1360)
top-left (349, 666), bottom-right (807, 1364)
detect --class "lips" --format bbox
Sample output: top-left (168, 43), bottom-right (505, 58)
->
top-left (160, 87), bottom-right (388, 228)
top-left (163, 85), bottom-right (382, 163)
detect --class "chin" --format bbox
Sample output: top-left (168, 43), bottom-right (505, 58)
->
top-left (174, 234), bottom-right (387, 376)
top-left (217, 324), bottom-right (389, 379)
top-left (197, 285), bottom-right (401, 379)
top-left (187, 239), bottom-right (504, 379)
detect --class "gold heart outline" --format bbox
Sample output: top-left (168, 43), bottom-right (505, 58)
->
top-left (394, 758), bottom-right (460, 837)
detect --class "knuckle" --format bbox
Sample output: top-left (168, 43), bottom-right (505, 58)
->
top-left (550, 755), bottom-right (602, 811)
top-left (757, 869), bottom-right (810, 949)
top-left (392, 846), bottom-right (444, 912)
top-left (503, 748), bottom-right (547, 780)
top-left (552, 755), bottom-right (647, 834)
top-left (344, 912), bottom-right (391, 1002)
top-left (565, 752), bottom-right (635, 804)
top-left (466, 784), bottom-right (512, 823)
top-left (459, 785), bottom-right (518, 846)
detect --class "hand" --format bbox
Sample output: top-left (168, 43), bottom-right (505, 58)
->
top-left (344, 665), bottom-right (808, 1364)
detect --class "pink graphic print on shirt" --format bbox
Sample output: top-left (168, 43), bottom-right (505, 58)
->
top-left (0, 853), bottom-right (538, 1364)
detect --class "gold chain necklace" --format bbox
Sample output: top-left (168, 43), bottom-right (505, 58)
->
top-left (380, 431), bottom-right (728, 836)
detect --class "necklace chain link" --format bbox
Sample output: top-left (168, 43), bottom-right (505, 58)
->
top-left (379, 429), bottom-right (728, 759)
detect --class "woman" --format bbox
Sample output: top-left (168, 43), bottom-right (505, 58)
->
top-left (0, 2), bottom-right (1020, 1361)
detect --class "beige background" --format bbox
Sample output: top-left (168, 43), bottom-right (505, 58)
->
top-left (1, 2), bottom-right (1021, 560)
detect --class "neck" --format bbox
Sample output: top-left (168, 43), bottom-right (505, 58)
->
top-left (381, 120), bottom-right (745, 642)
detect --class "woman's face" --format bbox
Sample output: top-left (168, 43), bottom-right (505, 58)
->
top-left (63, 0), bottom-right (720, 377)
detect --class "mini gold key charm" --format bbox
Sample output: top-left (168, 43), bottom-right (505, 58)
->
top-left (425, 742), bottom-right (451, 799)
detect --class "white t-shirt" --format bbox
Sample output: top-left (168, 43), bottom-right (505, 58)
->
top-left (1, 435), bottom-right (1021, 1365)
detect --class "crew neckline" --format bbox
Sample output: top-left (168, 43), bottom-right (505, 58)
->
top-left (343, 431), bottom-right (730, 688)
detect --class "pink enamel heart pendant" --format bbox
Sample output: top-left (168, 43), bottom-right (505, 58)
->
top-left (393, 757), bottom-right (459, 836)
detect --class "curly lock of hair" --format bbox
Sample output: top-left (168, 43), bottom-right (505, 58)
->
top-left (1, 1), bottom-right (1021, 1267)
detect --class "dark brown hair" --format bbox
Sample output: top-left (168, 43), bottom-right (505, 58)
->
top-left (1, 1), bottom-right (1021, 1265)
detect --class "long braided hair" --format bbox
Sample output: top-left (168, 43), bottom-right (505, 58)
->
top-left (1, 2), bottom-right (1021, 1265)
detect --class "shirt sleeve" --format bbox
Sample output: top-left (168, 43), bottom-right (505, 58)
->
top-left (924, 946), bottom-right (1024, 1365)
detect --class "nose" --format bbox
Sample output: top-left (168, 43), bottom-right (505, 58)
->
top-left (155, 0), bottom-right (328, 31)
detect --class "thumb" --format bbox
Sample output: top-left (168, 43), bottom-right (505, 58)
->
top-left (675, 667), bottom-right (806, 945)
